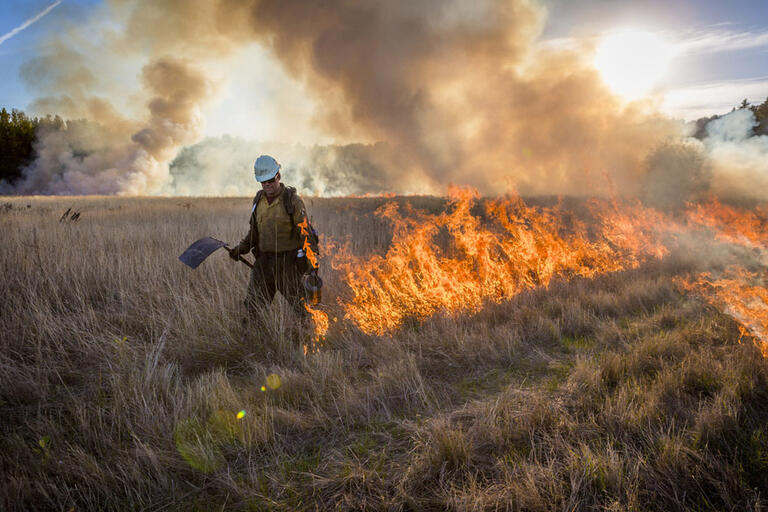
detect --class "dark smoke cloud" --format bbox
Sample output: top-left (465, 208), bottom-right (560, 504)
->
top-left (240, 0), bottom-right (682, 196)
top-left (8, 0), bottom-right (765, 198)
top-left (642, 141), bottom-right (711, 210)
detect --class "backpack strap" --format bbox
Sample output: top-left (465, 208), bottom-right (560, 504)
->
top-left (248, 190), bottom-right (265, 256)
top-left (252, 190), bottom-right (265, 212)
top-left (283, 186), bottom-right (297, 239)
top-left (283, 186), bottom-right (296, 214)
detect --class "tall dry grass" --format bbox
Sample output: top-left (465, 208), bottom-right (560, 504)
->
top-left (1, 195), bottom-right (767, 511)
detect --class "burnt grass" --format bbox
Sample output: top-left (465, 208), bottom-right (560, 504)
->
top-left (1, 196), bottom-right (768, 511)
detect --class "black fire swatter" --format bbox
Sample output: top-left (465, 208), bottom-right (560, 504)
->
top-left (179, 237), bottom-right (253, 269)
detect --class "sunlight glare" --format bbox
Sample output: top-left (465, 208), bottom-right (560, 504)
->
top-left (594, 30), bottom-right (675, 100)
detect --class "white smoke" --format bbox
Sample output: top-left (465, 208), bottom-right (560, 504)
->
top-left (10, 56), bottom-right (215, 195)
top-left (166, 137), bottom-right (397, 197)
top-left (703, 109), bottom-right (768, 201)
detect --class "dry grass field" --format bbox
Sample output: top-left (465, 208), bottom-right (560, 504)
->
top-left (2, 194), bottom-right (768, 511)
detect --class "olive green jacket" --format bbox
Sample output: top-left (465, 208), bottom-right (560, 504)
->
top-left (236, 185), bottom-right (308, 257)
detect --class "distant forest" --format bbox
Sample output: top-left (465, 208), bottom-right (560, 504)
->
top-left (1, 97), bottom-right (768, 187)
top-left (0, 109), bottom-right (67, 185)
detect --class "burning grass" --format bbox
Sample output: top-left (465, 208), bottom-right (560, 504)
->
top-left (332, 187), bottom-right (674, 335)
top-left (1, 194), bottom-right (768, 510)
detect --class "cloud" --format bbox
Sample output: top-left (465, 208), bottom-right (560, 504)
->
top-left (541, 26), bottom-right (768, 121)
top-left (662, 77), bottom-right (768, 120)
top-left (541, 26), bottom-right (768, 59)
top-left (0, 1), bottom-right (62, 46)
top-left (674, 27), bottom-right (768, 55)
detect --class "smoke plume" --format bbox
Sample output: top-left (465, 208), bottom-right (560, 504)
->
top-left (704, 109), bottom-right (768, 202)
top-left (6, 0), bottom-right (766, 198)
top-left (240, 0), bottom-right (683, 196)
top-left (168, 137), bottom-right (393, 196)
top-left (14, 56), bottom-right (212, 195)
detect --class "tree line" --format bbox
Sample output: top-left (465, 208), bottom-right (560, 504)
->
top-left (1, 96), bottom-right (768, 186)
top-left (0, 108), bottom-right (66, 185)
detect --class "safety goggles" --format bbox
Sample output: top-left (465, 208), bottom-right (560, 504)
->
top-left (261, 175), bottom-right (279, 184)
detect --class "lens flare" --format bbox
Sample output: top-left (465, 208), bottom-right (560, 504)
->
top-left (266, 373), bottom-right (281, 390)
top-left (236, 410), bottom-right (246, 420)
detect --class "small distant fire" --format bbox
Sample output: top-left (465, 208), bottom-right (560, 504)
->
top-left (346, 192), bottom-right (398, 198)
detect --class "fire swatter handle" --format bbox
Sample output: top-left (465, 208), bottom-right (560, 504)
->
top-left (238, 255), bottom-right (253, 268)
top-left (224, 243), bottom-right (254, 268)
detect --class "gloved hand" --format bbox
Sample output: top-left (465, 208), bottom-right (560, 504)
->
top-left (228, 246), bottom-right (242, 261)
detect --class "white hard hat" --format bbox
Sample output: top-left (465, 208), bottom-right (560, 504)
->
top-left (253, 155), bottom-right (281, 182)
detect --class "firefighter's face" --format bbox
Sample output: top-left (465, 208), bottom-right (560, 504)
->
top-left (261, 172), bottom-right (281, 197)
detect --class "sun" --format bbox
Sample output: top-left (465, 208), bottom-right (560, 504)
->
top-left (594, 29), bottom-right (676, 100)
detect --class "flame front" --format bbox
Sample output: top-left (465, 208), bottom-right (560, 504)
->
top-left (319, 190), bottom-right (768, 359)
top-left (333, 187), bottom-right (672, 335)
top-left (679, 267), bottom-right (768, 356)
top-left (687, 199), bottom-right (768, 250)
top-left (680, 200), bottom-right (768, 354)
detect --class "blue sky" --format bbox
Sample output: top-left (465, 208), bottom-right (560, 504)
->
top-left (1, 0), bottom-right (768, 122)
top-left (540, 0), bottom-right (768, 117)
top-left (0, 0), bottom-right (100, 108)
top-left (541, 0), bottom-right (768, 83)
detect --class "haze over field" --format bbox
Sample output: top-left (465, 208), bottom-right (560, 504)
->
top-left (0, 0), bottom-right (767, 198)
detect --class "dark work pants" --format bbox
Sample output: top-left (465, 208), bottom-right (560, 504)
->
top-left (246, 251), bottom-right (308, 319)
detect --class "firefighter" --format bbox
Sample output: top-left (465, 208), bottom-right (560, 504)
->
top-left (228, 155), bottom-right (312, 319)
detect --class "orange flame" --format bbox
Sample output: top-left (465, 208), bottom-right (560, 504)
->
top-left (333, 187), bottom-right (672, 335)
top-left (687, 199), bottom-right (768, 249)
top-left (297, 216), bottom-right (326, 350)
top-left (303, 303), bottom-right (329, 353)
top-left (678, 266), bottom-right (768, 357)
top-left (676, 199), bottom-right (768, 356)
top-left (318, 189), bottom-right (768, 360)
top-left (298, 218), bottom-right (319, 269)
